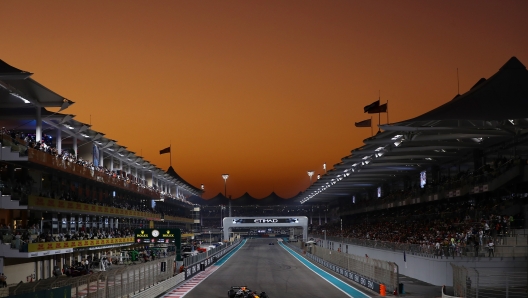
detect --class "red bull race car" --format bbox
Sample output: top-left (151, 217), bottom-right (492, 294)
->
top-left (228, 286), bottom-right (268, 298)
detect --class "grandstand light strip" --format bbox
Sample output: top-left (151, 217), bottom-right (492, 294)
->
top-left (11, 92), bottom-right (31, 104)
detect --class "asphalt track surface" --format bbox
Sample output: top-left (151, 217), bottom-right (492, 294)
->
top-left (183, 238), bottom-right (368, 298)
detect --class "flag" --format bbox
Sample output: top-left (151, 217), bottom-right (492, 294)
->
top-left (367, 103), bottom-right (388, 114)
top-left (364, 100), bottom-right (380, 113)
top-left (92, 144), bottom-right (100, 167)
top-left (159, 147), bottom-right (171, 155)
top-left (355, 119), bottom-right (372, 127)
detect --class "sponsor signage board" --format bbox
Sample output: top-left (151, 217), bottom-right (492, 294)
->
top-left (232, 218), bottom-right (299, 224)
top-left (28, 237), bottom-right (134, 252)
top-left (134, 228), bottom-right (182, 261)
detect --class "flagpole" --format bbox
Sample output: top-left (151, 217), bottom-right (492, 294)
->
top-left (370, 116), bottom-right (373, 137)
top-left (378, 95), bottom-right (381, 133)
top-left (387, 100), bottom-right (389, 124)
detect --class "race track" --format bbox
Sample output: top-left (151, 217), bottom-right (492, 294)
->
top-left (182, 238), bottom-right (368, 298)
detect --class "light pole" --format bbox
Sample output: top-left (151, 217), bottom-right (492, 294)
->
top-left (323, 163), bottom-right (326, 173)
top-left (321, 229), bottom-right (327, 261)
top-left (340, 218), bottom-right (343, 253)
top-left (209, 230), bottom-right (212, 245)
top-left (222, 174), bottom-right (230, 217)
top-left (307, 171), bottom-right (314, 186)
top-left (220, 205), bottom-right (225, 242)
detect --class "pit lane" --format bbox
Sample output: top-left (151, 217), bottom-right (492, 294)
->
top-left (173, 238), bottom-right (371, 298)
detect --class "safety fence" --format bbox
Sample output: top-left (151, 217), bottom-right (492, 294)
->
top-left (183, 240), bottom-right (239, 267)
top-left (5, 240), bottom-right (243, 298)
top-left (183, 239), bottom-right (241, 280)
top-left (9, 255), bottom-right (175, 298)
top-left (451, 263), bottom-right (527, 298)
top-left (300, 241), bottom-right (399, 294)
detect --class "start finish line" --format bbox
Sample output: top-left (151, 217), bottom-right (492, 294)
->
top-left (222, 216), bottom-right (308, 241)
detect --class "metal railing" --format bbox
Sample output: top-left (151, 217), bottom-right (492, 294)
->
top-left (10, 255), bottom-right (176, 298)
top-left (313, 234), bottom-right (528, 258)
top-left (183, 240), bottom-right (240, 268)
top-left (451, 263), bottom-right (527, 298)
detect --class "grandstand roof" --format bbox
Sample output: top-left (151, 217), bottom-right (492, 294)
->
top-left (0, 59), bottom-right (33, 79)
top-left (166, 166), bottom-right (202, 193)
top-left (0, 59), bottom-right (74, 109)
top-left (299, 57), bottom-right (528, 204)
top-left (188, 191), bottom-right (300, 206)
top-left (405, 57), bottom-right (528, 122)
top-left (0, 58), bottom-right (202, 198)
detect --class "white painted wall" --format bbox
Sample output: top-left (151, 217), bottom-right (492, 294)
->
top-left (320, 239), bottom-right (525, 286)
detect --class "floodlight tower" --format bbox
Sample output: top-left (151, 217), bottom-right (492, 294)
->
top-left (222, 174), bottom-right (230, 216)
top-left (307, 171), bottom-right (314, 186)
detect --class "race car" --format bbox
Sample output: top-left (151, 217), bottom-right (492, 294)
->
top-left (228, 286), bottom-right (268, 298)
top-left (268, 242), bottom-right (274, 245)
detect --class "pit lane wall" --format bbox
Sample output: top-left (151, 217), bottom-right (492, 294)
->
top-left (184, 239), bottom-right (242, 280)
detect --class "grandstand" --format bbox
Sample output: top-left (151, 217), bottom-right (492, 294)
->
top-left (1, 56), bottom-right (527, 297)
top-left (0, 58), bottom-right (200, 294)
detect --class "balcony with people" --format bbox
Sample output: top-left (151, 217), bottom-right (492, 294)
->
top-left (0, 128), bottom-right (196, 206)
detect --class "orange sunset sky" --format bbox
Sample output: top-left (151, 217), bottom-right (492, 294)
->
top-left (2, 1), bottom-right (528, 200)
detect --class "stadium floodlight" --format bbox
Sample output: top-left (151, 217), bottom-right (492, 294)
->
top-left (307, 171), bottom-right (314, 185)
top-left (222, 174), bottom-right (229, 198)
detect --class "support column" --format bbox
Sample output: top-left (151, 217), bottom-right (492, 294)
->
top-left (110, 156), bottom-right (114, 171)
top-left (36, 259), bottom-right (43, 280)
top-left (99, 150), bottom-right (103, 168)
top-left (35, 107), bottom-right (42, 142)
top-left (73, 137), bottom-right (77, 157)
top-left (56, 128), bottom-right (62, 154)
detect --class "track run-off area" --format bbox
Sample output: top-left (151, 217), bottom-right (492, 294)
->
top-left (161, 238), bottom-right (372, 298)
